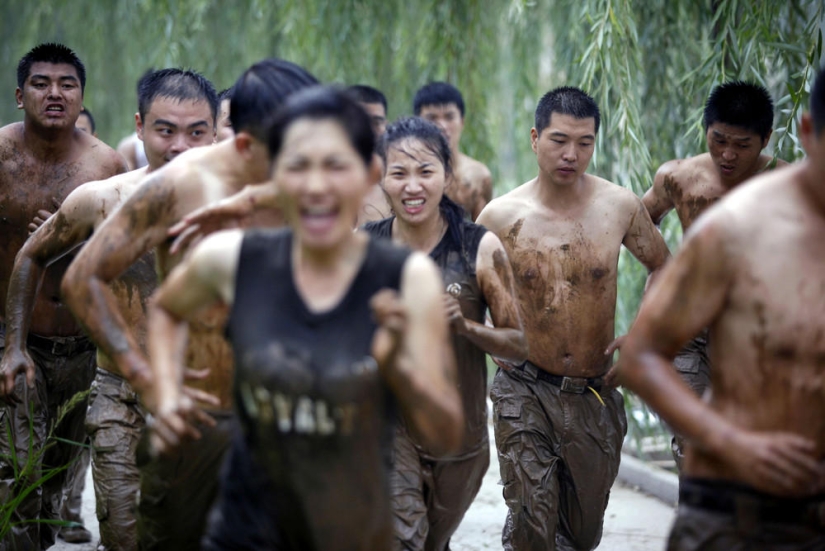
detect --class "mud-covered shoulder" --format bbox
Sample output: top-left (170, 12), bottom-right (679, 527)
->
top-left (477, 179), bottom-right (533, 232)
top-left (0, 123), bottom-right (24, 162)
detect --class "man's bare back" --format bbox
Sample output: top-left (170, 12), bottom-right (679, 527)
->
top-left (0, 123), bottom-right (125, 337)
top-left (479, 174), bottom-right (669, 378)
top-left (447, 152), bottom-right (492, 221)
top-left (643, 152), bottom-right (786, 231)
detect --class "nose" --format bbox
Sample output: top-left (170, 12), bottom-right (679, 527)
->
top-left (305, 168), bottom-right (328, 194)
top-left (47, 83), bottom-right (61, 99)
top-left (721, 146), bottom-right (736, 161)
top-left (168, 133), bottom-right (189, 156)
top-left (561, 143), bottom-right (577, 162)
top-left (404, 174), bottom-right (424, 194)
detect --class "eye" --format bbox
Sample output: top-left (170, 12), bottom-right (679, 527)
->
top-left (191, 130), bottom-right (205, 137)
top-left (158, 128), bottom-right (173, 136)
top-left (551, 139), bottom-right (564, 144)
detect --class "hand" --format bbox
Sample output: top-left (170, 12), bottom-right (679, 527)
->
top-left (491, 356), bottom-right (520, 372)
top-left (602, 335), bottom-right (626, 389)
top-left (0, 347), bottom-right (36, 405)
top-left (181, 368), bottom-right (221, 409)
top-left (443, 294), bottom-right (467, 334)
top-left (27, 198), bottom-right (61, 234)
top-left (148, 393), bottom-right (217, 456)
top-left (721, 429), bottom-right (825, 497)
top-left (167, 198), bottom-right (248, 255)
top-left (370, 289), bottom-right (407, 372)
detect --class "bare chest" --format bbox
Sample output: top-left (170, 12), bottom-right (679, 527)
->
top-left (667, 178), bottom-right (727, 230)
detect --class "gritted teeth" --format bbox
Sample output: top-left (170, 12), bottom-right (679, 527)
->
top-left (46, 106), bottom-right (64, 111)
top-left (403, 199), bottom-right (424, 207)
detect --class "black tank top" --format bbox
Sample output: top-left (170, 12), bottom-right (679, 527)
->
top-left (225, 228), bottom-right (409, 550)
top-left (363, 211), bottom-right (489, 457)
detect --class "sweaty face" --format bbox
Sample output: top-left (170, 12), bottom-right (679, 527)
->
top-left (16, 62), bottom-right (83, 130)
top-left (216, 98), bottom-right (234, 142)
top-left (419, 103), bottom-right (464, 151)
top-left (75, 112), bottom-right (93, 134)
top-left (274, 118), bottom-right (369, 251)
top-left (137, 97), bottom-right (215, 170)
top-left (531, 113), bottom-right (596, 186)
top-left (359, 102), bottom-right (387, 138)
top-left (706, 122), bottom-right (767, 184)
top-left (382, 138), bottom-right (446, 227)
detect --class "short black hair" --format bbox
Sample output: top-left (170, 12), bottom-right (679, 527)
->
top-left (812, 69), bottom-right (825, 137)
top-left (137, 68), bottom-right (219, 124)
top-left (534, 86), bottom-right (600, 135)
top-left (703, 81), bottom-right (774, 140)
top-left (17, 43), bottom-right (86, 92)
top-left (413, 82), bottom-right (465, 117)
top-left (78, 107), bottom-right (95, 133)
top-left (230, 58), bottom-right (319, 142)
top-left (267, 86), bottom-right (374, 168)
top-left (377, 116), bottom-right (452, 177)
top-left (346, 85), bottom-right (387, 112)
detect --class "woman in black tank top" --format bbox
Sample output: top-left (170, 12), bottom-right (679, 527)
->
top-left (362, 117), bottom-right (527, 550)
top-left (145, 88), bottom-right (463, 550)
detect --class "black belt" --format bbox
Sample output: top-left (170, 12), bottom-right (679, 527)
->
top-left (680, 478), bottom-right (825, 527)
top-left (26, 332), bottom-right (96, 356)
top-left (514, 361), bottom-right (603, 393)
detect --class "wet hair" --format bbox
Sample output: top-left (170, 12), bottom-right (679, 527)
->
top-left (267, 86), bottom-right (375, 167)
top-left (534, 86), bottom-right (600, 135)
top-left (218, 87), bottom-right (234, 102)
top-left (17, 43), bottom-right (86, 92)
top-left (346, 85), bottom-right (387, 112)
top-left (378, 116), bottom-right (468, 239)
top-left (78, 107), bottom-right (95, 133)
top-left (812, 69), bottom-right (825, 136)
top-left (231, 58), bottom-right (319, 142)
top-left (137, 68), bottom-right (219, 124)
top-left (703, 81), bottom-right (774, 140)
top-left (413, 82), bottom-right (465, 117)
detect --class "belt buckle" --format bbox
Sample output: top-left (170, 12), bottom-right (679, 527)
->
top-left (51, 339), bottom-right (67, 356)
top-left (560, 377), bottom-right (586, 394)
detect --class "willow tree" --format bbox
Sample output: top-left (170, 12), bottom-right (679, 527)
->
top-left (0, 0), bottom-right (822, 460)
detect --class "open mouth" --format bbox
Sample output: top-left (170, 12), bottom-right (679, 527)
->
top-left (300, 205), bottom-right (339, 233)
top-left (401, 198), bottom-right (426, 213)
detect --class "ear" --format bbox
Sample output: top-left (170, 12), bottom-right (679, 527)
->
top-left (134, 112), bottom-right (144, 140)
top-left (800, 113), bottom-right (814, 155)
top-left (234, 131), bottom-right (254, 159)
top-left (531, 127), bottom-right (539, 153)
top-left (761, 129), bottom-right (773, 150)
top-left (15, 88), bottom-right (23, 109)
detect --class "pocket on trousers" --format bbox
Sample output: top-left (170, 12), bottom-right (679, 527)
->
top-left (496, 400), bottom-right (522, 420)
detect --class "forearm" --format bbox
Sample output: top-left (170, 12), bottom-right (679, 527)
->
top-left (385, 352), bottom-right (464, 455)
top-left (63, 272), bottom-right (150, 388)
top-left (3, 255), bottom-right (46, 348)
top-left (146, 302), bottom-right (189, 413)
top-left (239, 182), bottom-right (278, 211)
top-left (459, 320), bottom-right (527, 363)
top-left (621, 348), bottom-right (732, 456)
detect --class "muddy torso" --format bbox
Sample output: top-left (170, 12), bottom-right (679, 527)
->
top-left (686, 178), bottom-right (825, 479)
top-left (226, 229), bottom-right (409, 549)
top-left (446, 155), bottom-right (490, 221)
top-left (364, 215), bottom-right (489, 455)
top-left (495, 188), bottom-right (633, 378)
top-left (662, 156), bottom-right (730, 232)
top-left (0, 124), bottom-right (122, 336)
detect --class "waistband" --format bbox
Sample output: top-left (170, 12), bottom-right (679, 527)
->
top-left (27, 331), bottom-right (95, 356)
top-left (680, 477), bottom-right (825, 526)
top-left (513, 360), bottom-right (603, 393)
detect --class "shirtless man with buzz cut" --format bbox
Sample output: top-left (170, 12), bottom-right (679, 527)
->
top-left (0, 42), bottom-right (126, 551)
top-left (61, 58), bottom-right (318, 550)
top-left (619, 70), bottom-right (825, 550)
top-left (642, 81), bottom-right (788, 471)
top-left (477, 86), bottom-right (670, 551)
top-left (414, 81), bottom-right (492, 221)
top-left (2, 67), bottom-right (218, 550)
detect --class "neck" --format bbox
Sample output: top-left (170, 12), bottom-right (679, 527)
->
top-left (213, 139), bottom-right (269, 192)
top-left (294, 231), bottom-right (364, 272)
top-left (535, 171), bottom-right (590, 208)
top-left (22, 119), bottom-right (75, 160)
top-left (392, 209), bottom-right (446, 253)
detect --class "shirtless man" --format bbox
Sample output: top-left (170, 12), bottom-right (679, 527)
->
top-left (0, 43), bottom-right (125, 551)
top-left (642, 81), bottom-right (786, 471)
top-left (4, 67), bottom-right (218, 550)
top-left (347, 84), bottom-right (391, 225)
top-left (414, 82), bottom-right (492, 221)
top-left (61, 58), bottom-right (318, 550)
top-left (477, 86), bottom-right (670, 550)
top-left (618, 71), bottom-right (825, 550)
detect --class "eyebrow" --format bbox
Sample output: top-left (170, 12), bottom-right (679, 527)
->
top-left (31, 74), bottom-right (79, 83)
top-left (712, 130), bottom-right (752, 141)
top-left (152, 119), bottom-right (209, 129)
